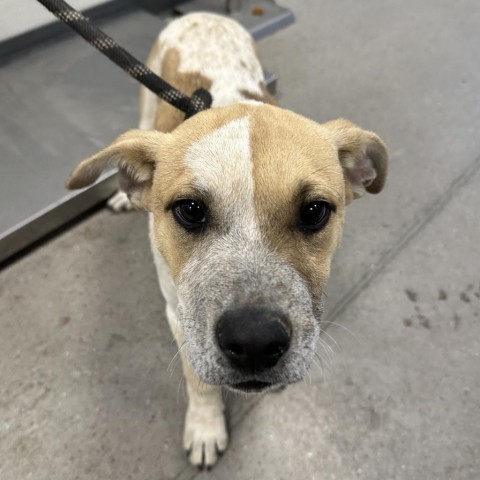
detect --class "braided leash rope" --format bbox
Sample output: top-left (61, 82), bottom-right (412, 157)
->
top-left (35, 0), bottom-right (213, 118)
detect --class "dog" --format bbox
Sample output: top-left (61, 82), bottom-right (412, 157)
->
top-left (66, 13), bottom-right (388, 469)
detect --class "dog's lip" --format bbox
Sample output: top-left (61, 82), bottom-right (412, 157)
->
top-left (229, 380), bottom-right (273, 393)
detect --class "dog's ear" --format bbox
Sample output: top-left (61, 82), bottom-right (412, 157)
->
top-left (323, 118), bottom-right (388, 204)
top-left (66, 129), bottom-right (166, 209)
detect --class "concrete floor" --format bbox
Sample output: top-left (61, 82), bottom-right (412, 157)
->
top-left (1, 0), bottom-right (480, 479)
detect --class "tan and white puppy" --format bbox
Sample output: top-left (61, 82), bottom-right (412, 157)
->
top-left (67, 13), bottom-right (388, 469)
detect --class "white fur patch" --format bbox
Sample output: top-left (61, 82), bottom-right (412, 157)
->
top-left (183, 116), bottom-right (259, 238)
top-left (158, 13), bottom-right (264, 107)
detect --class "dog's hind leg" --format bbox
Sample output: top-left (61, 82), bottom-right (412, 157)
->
top-left (106, 190), bottom-right (133, 212)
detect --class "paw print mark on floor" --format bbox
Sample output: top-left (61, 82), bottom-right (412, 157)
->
top-left (403, 318), bottom-right (412, 327)
top-left (460, 292), bottom-right (471, 303)
top-left (418, 314), bottom-right (430, 329)
top-left (403, 283), bottom-right (478, 331)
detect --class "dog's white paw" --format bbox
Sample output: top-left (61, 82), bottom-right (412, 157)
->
top-left (107, 191), bottom-right (134, 212)
top-left (183, 402), bottom-right (228, 469)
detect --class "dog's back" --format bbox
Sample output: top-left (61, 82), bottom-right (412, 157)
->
top-left (139, 13), bottom-right (275, 132)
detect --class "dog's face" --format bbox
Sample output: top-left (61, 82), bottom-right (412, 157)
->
top-left (67, 103), bottom-right (387, 392)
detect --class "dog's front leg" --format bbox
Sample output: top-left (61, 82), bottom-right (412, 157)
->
top-left (167, 306), bottom-right (228, 469)
top-left (180, 349), bottom-right (228, 468)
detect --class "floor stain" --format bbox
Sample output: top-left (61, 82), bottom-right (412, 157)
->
top-left (80, 225), bottom-right (101, 242)
top-left (60, 316), bottom-right (70, 327)
top-left (403, 318), bottom-right (412, 327)
top-left (106, 333), bottom-right (127, 351)
top-left (460, 292), bottom-right (471, 303)
top-left (418, 314), bottom-right (431, 329)
top-left (367, 406), bottom-right (381, 430)
top-left (438, 289), bottom-right (448, 300)
top-left (405, 288), bottom-right (418, 302)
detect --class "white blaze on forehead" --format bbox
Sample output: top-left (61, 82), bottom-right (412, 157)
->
top-left (183, 116), bottom-right (259, 238)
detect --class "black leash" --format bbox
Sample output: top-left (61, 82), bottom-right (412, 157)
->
top-left (35, 0), bottom-right (213, 118)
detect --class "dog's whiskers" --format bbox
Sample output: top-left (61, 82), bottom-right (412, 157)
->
top-left (320, 329), bottom-right (339, 349)
top-left (317, 351), bottom-right (333, 373)
top-left (315, 350), bottom-right (331, 372)
top-left (317, 336), bottom-right (335, 361)
top-left (318, 339), bottom-right (337, 369)
top-left (176, 376), bottom-right (186, 405)
top-left (167, 341), bottom-right (187, 376)
top-left (196, 377), bottom-right (203, 395)
top-left (304, 346), bottom-right (328, 378)
top-left (305, 368), bottom-right (313, 385)
top-left (320, 320), bottom-right (357, 338)
top-left (311, 354), bottom-right (324, 376)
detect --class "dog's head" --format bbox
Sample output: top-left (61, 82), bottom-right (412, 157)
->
top-left (67, 103), bottom-right (387, 393)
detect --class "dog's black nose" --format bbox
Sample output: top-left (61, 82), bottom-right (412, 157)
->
top-left (216, 306), bottom-right (290, 372)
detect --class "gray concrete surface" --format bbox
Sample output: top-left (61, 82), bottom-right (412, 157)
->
top-left (1, 0), bottom-right (480, 479)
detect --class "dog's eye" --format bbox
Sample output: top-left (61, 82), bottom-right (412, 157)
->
top-left (299, 201), bottom-right (333, 232)
top-left (173, 200), bottom-right (207, 231)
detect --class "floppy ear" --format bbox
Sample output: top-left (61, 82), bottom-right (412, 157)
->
top-left (323, 118), bottom-right (388, 203)
top-left (66, 129), bottom-right (165, 209)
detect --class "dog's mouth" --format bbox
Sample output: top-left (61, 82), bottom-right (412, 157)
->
top-left (228, 380), bottom-right (273, 393)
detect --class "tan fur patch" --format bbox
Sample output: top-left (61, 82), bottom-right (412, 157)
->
top-left (240, 81), bottom-right (277, 105)
top-left (248, 106), bottom-right (346, 295)
top-left (154, 48), bottom-right (213, 133)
